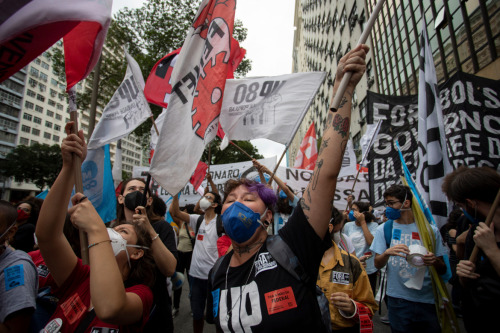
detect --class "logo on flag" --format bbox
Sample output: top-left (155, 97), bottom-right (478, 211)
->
top-left (144, 48), bottom-right (181, 108)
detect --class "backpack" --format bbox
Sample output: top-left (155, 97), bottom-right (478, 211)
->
top-left (209, 234), bottom-right (332, 333)
top-left (383, 219), bottom-right (452, 282)
top-left (196, 214), bottom-right (223, 238)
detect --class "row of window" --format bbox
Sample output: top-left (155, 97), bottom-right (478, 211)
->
top-left (19, 134), bottom-right (60, 146)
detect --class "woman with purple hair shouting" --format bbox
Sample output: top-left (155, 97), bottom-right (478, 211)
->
top-left (206, 44), bottom-right (370, 332)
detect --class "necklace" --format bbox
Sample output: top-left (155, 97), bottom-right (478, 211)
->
top-left (224, 250), bottom-right (260, 322)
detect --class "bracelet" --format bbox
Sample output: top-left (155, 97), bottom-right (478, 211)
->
top-left (152, 233), bottom-right (160, 241)
top-left (88, 240), bottom-right (112, 249)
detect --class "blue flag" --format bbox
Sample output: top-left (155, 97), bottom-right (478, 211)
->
top-left (82, 145), bottom-right (116, 223)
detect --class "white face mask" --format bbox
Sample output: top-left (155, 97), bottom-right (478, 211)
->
top-left (107, 228), bottom-right (149, 268)
top-left (199, 197), bottom-right (212, 211)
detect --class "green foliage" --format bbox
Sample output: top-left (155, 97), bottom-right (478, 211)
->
top-left (201, 139), bottom-right (264, 165)
top-left (0, 144), bottom-right (62, 190)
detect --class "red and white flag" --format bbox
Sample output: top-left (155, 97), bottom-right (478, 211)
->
top-left (149, 0), bottom-right (237, 194)
top-left (0, 0), bottom-right (112, 85)
top-left (293, 122), bottom-right (317, 170)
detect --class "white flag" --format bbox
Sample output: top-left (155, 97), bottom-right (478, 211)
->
top-left (360, 119), bottom-right (382, 167)
top-left (219, 72), bottom-right (326, 145)
top-left (87, 49), bottom-right (152, 149)
top-left (149, 0), bottom-right (237, 194)
top-left (416, 20), bottom-right (452, 227)
top-left (112, 140), bottom-right (123, 187)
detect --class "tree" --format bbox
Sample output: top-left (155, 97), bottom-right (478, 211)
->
top-left (0, 144), bottom-right (62, 190)
top-left (201, 139), bottom-right (264, 165)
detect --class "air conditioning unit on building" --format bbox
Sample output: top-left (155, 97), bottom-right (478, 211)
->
top-left (367, 76), bottom-right (375, 87)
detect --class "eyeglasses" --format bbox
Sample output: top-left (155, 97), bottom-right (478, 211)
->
top-left (383, 201), bottom-right (401, 208)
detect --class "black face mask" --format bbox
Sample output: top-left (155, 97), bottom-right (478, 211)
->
top-left (124, 191), bottom-right (144, 211)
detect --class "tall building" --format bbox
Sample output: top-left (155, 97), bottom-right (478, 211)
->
top-left (367, 0), bottom-right (500, 95)
top-left (289, 0), bottom-right (376, 166)
top-left (0, 42), bottom-right (145, 201)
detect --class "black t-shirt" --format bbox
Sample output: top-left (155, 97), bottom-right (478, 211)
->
top-left (143, 219), bottom-right (178, 333)
top-left (12, 222), bottom-right (35, 253)
top-left (207, 204), bottom-right (331, 332)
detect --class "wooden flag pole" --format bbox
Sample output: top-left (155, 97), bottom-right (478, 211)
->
top-left (469, 188), bottom-right (500, 263)
top-left (68, 87), bottom-right (89, 265)
top-left (230, 141), bottom-right (253, 160)
top-left (207, 145), bottom-right (212, 173)
top-left (151, 116), bottom-right (159, 136)
top-left (330, 0), bottom-right (386, 111)
top-left (268, 147), bottom-right (287, 186)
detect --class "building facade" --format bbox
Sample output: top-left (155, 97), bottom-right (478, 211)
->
top-left (288, 0), bottom-right (376, 166)
top-left (0, 42), bottom-right (145, 201)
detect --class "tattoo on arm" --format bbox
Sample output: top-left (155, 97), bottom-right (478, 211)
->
top-left (300, 198), bottom-right (311, 212)
top-left (318, 137), bottom-right (330, 156)
top-left (332, 114), bottom-right (350, 138)
top-left (340, 139), bottom-right (348, 156)
top-left (311, 159), bottom-right (324, 190)
top-left (338, 96), bottom-right (348, 109)
top-left (307, 188), bottom-right (312, 202)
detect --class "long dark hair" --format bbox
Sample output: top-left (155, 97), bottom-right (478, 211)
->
top-left (116, 178), bottom-right (153, 223)
top-left (123, 221), bottom-right (156, 288)
top-left (16, 199), bottom-right (40, 226)
top-left (352, 201), bottom-right (375, 223)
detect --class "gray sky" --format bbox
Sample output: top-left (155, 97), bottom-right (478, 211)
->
top-left (113, 0), bottom-right (295, 165)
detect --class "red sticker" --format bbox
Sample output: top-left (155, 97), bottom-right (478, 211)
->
top-left (60, 293), bottom-right (86, 324)
top-left (197, 234), bottom-right (204, 241)
top-left (412, 232), bottom-right (420, 240)
top-left (265, 287), bottom-right (297, 315)
top-left (364, 251), bottom-right (372, 256)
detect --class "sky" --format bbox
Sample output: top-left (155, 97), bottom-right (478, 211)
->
top-left (112, 0), bottom-right (296, 165)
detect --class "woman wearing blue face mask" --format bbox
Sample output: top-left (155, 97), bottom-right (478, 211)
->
top-left (206, 44), bottom-right (370, 332)
top-left (35, 123), bottom-right (156, 333)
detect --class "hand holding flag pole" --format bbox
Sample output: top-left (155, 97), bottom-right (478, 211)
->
top-left (330, 0), bottom-right (386, 111)
top-left (267, 149), bottom-right (287, 186)
top-left (67, 88), bottom-right (90, 265)
top-left (469, 188), bottom-right (500, 263)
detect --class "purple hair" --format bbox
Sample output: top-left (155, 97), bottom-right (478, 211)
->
top-left (223, 178), bottom-right (277, 209)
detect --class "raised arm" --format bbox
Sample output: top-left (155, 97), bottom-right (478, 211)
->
top-left (35, 122), bottom-right (85, 287)
top-left (206, 173), bottom-right (219, 196)
top-left (253, 159), bottom-right (294, 202)
top-left (169, 195), bottom-right (190, 223)
top-left (301, 45), bottom-right (369, 237)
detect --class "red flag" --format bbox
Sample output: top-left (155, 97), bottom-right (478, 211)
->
top-left (226, 37), bottom-right (246, 79)
top-left (190, 161), bottom-right (208, 191)
top-left (293, 122), bottom-right (318, 170)
top-left (0, 0), bottom-right (112, 85)
top-left (144, 48), bottom-right (181, 108)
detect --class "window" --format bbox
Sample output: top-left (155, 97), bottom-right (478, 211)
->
top-left (44, 132), bottom-right (51, 139)
top-left (34, 58), bottom-right (41, 65)
top-left (30, 67), bottom-right (39, 77)
top-left (36, 94), bottom-right (45, 102)
top-left (349, 2), bottom-right (358, 32)
top-left (23, 113), bottom-right (32, 121)
top-left (28, 78), bottom-right (38, 87)
top-left (32, 128), bottom-right (40, 136)
top-left (55, 114), bottom-right (62, 121)
top-left (45, 121), bottom-right (53, 128)
top-left (41, 61), bottom-right (49, 70)
top-left (50, 89), bottom-right (57, 97)
top-left (340, 6), bottom-right (347, 32)
top-left (359, 98), bottom-right (367, 121)
top-left (39, 72), bottom-right (48, 82)
top-left (53, 135), bottom-right (60, 142)
top-left (30, 140), bottom-right (39, 146)
top-left (35, 105), bottom-right (43, 113)
top-left (48, 99), bottom-right (56, 107)
top-left (21, 125), bottom-right (31, 133)
top-left (333, 9), bottom-right (338, 30)
top-left (20, 137), bottom-right (29, 145)
top-left (57, 103), bottom-right (63, 111)
top-left (47, 110), bottom-right (54, 117)
top-left (336, 42), bottom-right (343, 62)
top-left (25, 101), bottom-right (34, 109)
top-left (27, 89), bottom-right (36, 97)
top-left (33, 117), bottom-right (42, 124)
top-left (54, 124), bottom-right (61, 131)
top-left (38, 83), bottom-right (46, 92)
top-left (51, 78), bottom-right (58, 86)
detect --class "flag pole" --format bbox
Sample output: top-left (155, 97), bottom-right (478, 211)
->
top-left (68, 87), bottom-right (89, 265)
top-left (207, 145), bottom-right (212, 173)
top-left (230, 141), bottom-right (253, 159)
top-left (469, 188), bottom-right (500, 263)
top-left (151, 116), bottom-right (159, 136)
top-left (330, 0), bottom-right (386, 111)
top-left (267, 147), bottom-right (287, 186)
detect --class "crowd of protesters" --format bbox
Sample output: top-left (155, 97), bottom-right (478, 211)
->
top-left (1, 43), bottom-right (499, 333)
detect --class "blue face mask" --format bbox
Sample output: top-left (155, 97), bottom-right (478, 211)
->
top-left (461, 208), bottom-right (479, 224)
top-left (222, 201), bottom-right (267, 244)
top-left (385, 206), bottom-right (401, 220)
top-left (348, 210), bottom-right (355, 221)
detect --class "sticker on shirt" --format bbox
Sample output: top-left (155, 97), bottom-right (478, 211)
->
top-left (197, 234), bottom-right (204, 241)
top-left (90, 327), bottom-right (119, 333)
top-left (331, 271), bottom-right (350, 285)
top-left (265, 286), bottom-right (297, 315)
top-left (212, 288), bottom-right (220, 318)
top-left (392, 229), bottom-right (401, 241)
top-left (38, 264), bottom-right (50, 278)
top-left (42, 318), bottom-right (62, 333)
top-left (4, 264), bottom-right (24, 291)
top-left (60, 293), bottom-right (86, 324)
top-left (254, 252), bottom-right (277, 276)
top-left (411, 232), bottom-right (420, 240)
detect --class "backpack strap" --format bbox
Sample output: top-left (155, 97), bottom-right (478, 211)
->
top-left (216, 215), bottom-right (224, 237)
top-left (195, 215), bottom-right (204, 236)
top-left (383, 219), bottom-right (394, 248)
top-left (209, 255), bottom-right (227, 286)
top-left (266, 235), bottom-right (310, 285)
